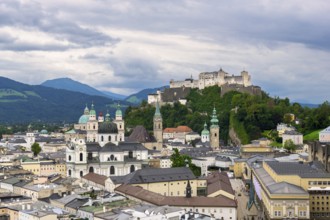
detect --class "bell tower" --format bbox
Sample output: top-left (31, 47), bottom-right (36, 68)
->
top-left (210, 107), bottom-right (220, 149)
top-left (153, 101), bottom-right (163, 143)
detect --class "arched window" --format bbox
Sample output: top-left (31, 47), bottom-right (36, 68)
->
top-left (215, 133), bottom-right (217, 137)
top-left (120, 124), bottom-right (122, 129)
top-left (80, 171), bottom-right (83, 177)
top-left (110, 155), bottom-right (114, 161)
top-left (109, 136), bottom-right (111, 141)
top-left (80, 153), bottom-right (83, 161)
top-left (128, 151), bottom-right (133, 158)
top-left (110, 166), bottom-right (115, 175)
top-left (158, 124), bottom-right (160, 129)
top-left (89, 167), bottom-right (94, 173)
top-left (130, 165), bottom-right (135, 173)
top-left (68, 155), bottom-right (71, 161)
top-left (68, 169), bottom-right (72, 176)
top-left (101, 136), bottom-right (104, 141)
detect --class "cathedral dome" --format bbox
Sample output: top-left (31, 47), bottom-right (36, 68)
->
top-left (98, 121), bottom-right (118, 134)
top-left (79, 115), bottom-right (89, 124)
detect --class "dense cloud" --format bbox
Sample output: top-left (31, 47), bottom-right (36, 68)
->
top-left (0, 0), bottom-right (329, 103)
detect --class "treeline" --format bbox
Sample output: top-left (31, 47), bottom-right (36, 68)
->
top-left (124, 86), bottom-right (330, 144)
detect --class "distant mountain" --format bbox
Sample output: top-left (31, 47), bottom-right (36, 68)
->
top-left (0, 76), bottom-right (128, 123)
top-left (41, 77), bottom-right (125, 100)
top-left (125, 86), bottom-right (169, 104)
top-left (101, 90), bottom-right (126, 100)
top-left (299, 103), bottom-right (320, 108)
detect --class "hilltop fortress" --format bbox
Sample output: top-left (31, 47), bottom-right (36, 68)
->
top-left (148, 68), bottom-right (261, 105)
top-left (170, 68), bottom-right (252, 90)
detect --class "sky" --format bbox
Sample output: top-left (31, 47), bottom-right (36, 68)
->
top-left (0, 0), bottom-right (329, 104)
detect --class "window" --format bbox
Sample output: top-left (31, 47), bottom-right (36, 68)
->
top-left (110, 166), bottom-right (115, 175)
top-left (89, 167), bottom-right (94, 173)
top-left (110, 155), bottom-right (114, 161)
top-left (68, 155), bottom-right (71, 161)
top-left (68, 169), bottom-right (72, 176)
top-left (80, 171), bottom-right (83, 177)
top-left (130, 165), bottom-right (135, 173)
top-left (80, 153), bottom-right (83, 161)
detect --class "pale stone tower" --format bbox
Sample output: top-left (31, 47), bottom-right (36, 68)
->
top-left (113, 103), bottom-right (125, 142)
top-left (87, 103), bottom-right (98, 142)
top-left (201, 122), bottom-right (210, 143)
top-left (153, 101), bottom-right (163, 143)
top-left (210, 107), bottom-right (220, 149)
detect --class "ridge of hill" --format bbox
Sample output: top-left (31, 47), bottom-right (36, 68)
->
top-left (41, 77), bottom-right (126, 100)
top-left (0, 76), bottom-right (126, 123)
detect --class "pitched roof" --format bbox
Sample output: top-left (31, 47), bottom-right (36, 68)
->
top-left (115, 184), bottom-right (237, 208)
top-left (163, 126), bottom-right (192, 133)
top-left (110, 167), bottom-right (195, 185)
top-left (82, 173), bottom-right (108, 186)
top-left (128, 125), bottom-right (155, 143)
top-left (206, 172), bottom-right (235, 196)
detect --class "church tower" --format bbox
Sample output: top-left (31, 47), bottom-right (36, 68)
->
top-left (153, 101), bottom-right (163, 143)
top-left (113, 103), bottom-right (125, 142)
top-left (87, 103), bottom-right (98, 142)
top-left (210, 107), bottom-right (220, 149)
top-left (201, 122), bottom-right (210, 143)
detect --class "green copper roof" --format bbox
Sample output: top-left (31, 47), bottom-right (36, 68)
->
top-left (90, 103), bottom-right (96, 116)
top-left (105, 111), bottom-right (111, 122)
top-left (116, 103), bottom-right (122, 116)
top-left (79, 114), bottom-right (89, 124)
top-left (210, 107), bottom-right (219, 125)
top-left (154, 101), bottom-right (161, 116)
top-left (201, 122), bottom-right (209, 135)
top-left (84, 104), bottom-right (89, 115)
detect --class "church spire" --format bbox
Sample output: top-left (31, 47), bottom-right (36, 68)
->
top-left (210, 107), bottom-right (219, 126)
top-left (186, 180), bottom-right (192, 198)
top-left (154, 100), bottom-right (161, 117)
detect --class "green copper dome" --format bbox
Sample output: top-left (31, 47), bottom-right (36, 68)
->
top-left (89, 103), bottom-right (96, 116)
top-left (79, 115), bottom-right (89, 124)
top-left (201, 122), bottom-right (209, 135)
top-left (116, 103), bottom-right (122, 117)
top-left (210, 107), bottom-right (219, 126)
top-left (98, 121), bottom-right (118, 134)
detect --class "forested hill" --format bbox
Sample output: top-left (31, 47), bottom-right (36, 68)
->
top-left (125, 86), bottom-right (330, 144)
top-left (0, 76), bottom-right (126, 123)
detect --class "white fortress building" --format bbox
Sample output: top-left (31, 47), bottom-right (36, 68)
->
top-left (169, 69), bottom-right (251, 90)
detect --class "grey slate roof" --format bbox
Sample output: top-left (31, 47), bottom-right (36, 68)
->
top-left (161, 87), bottom-right (191, 102)
top-left (86, 143), bottom-right (101, 152)
top-left (65, 198), bottom-right (89, 210)
top-left (101, 142), bottom-right (148, 152)
top-left (128, 125), bottom-right (156, 143)
top-left (266, 161), bottom-right (330, 178)
top-left (110, 167), bottom-right (195, 185)
top-left (268, 182), bottom-right (307, 194)
top-left (254, 166), bottom-right (308, 196)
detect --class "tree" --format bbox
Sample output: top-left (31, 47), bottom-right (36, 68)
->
top-left (284, 139), bottom-right (296, 153)
top-left (170, 148), bottom-right (201, 176)
top-left (31, 142), bottom-right (41, 156)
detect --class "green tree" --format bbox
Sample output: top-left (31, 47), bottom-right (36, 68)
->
top-left (31, 142), bottom-right (41, 156)
top-left (283, 139), bottom-right (296, 153)
top-left (170, 148), bottom-right (201, 176)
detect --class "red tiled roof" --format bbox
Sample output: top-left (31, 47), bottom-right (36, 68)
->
top-left (163, 126), bottom-right (193, 133)
top-left (82, 173), bottom-right (107, 186)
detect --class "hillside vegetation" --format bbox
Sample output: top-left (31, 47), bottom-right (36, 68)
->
top-left (125, 86), bottom-right (330, 144)
top-left (0, 76), bottom-right (129, 123)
